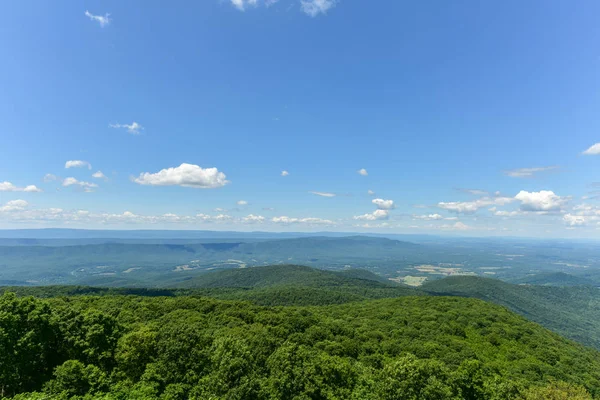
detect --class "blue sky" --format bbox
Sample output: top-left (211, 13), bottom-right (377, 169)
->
top-left (1, 0), bottom-right (599, 237)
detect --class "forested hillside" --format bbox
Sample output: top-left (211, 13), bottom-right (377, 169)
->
top-left (423, 276), bottom-right (600, 350)
top-left (2, 291), bottom-right (599, 399)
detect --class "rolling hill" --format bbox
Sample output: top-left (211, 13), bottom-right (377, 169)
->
top-left (423, 275), bottom-right (600, 350)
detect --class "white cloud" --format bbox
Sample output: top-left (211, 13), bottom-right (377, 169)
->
top-left (372, 198), bottom-right (395, 210)
top-left (85, 10), bottom-right (111, 27)
top-left (109, 122), bottom-right (143, 135)
top-left (133, 163), bottom-right (229, 189)
top-left (357, 168), bottom-right (368, 176)
top-left (441, 222), bottom-right (470, 231)
top-left (357, 222), bottom-right (391, 229)
top-left (242, 214), bottom-right (265, 223)
top-left (301, 0), bottom-right (336, 17)
top-left (438, 197), bottom-right (514, 214)
top-left (515, 190), bottom-right (567, 212)
top-left (367, 190), bottom-right (375, 196)
top-left (582, 143), bottom-right (600, 155)
top-left (65, 160), bottom-right (91, 170)
top-left (230, 0), bottom-right (258, 11)
top-left (0, 182), bottom-right (42, 193)
top-left (310, 191), bottom-right (336, 197)
top-left (62, 177), bottom-right (99, 190)
top-left (237, 200), bottom-right (248, 206)
top-left (353, 209), bottom-right (389, 221)
top-left (281, 170), bottom-right (289, 177)
top-left (92, 171), bottom-right (108, 180)
top-left (492, 210), bottom-right (520, 217)
top-left (561, 204), bottom-right (600, 227)
top-left (0, 200), bottom-right (29, 212)
top-left (563, 214), bottom-right (588, 227)
top-left (272, 216), bottom-right (334, 225)
top-left (43, 174), bottom-right (58, 182)
top-left (413, 214), bottom-right (444, 221)
top-left (504, 166), bottom-right (558, 178)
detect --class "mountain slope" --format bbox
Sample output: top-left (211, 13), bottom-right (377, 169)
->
top-left (423, 275), bottom-right (600, 350)
top-left (3, 292), bottom-right (600, 398)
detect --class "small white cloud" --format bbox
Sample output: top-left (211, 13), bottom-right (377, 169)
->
top-left (230, 0), bottom-right (258, 11)
top-left (281, 170), bottom-right (290, 177)
top-left (133, 163), bottom-right (229, 189)
top-left (109, 122), bottom-right (143, 135)
top-left (515, 190), bottom-right (567, 212)
top-left (310, 191), bottom-right (336, 197)
top-left (357, 168), bottom-right (368, 176)
top-left (214, 208), bottom-right (227, 213)
top-left (563, 214), bottom-right (588, 227)
top-left (583, 143), bottom-right (600, 155)
top-left (491, 209), bottom-right (520, 217)
top-left (413, 214), bottom-right (444, 221)
top-left (92, 171), bottom-right (108, 180)
top-left (43, 174), bottom-right (58, 182)
top-left (301, 0), bottom-right (336, 17)
top-left (372, 198), bottom-right (395, 210)
top-left (272, 216), bottom-right (334, 225)
top-left (0, 200), bottom-right (29, 212)
top-left (438, 197), bottom-right (514, 214)
top-left (85, 10), bottom-right (111, 27)
top-left (0, 182), bottom-right (42, 192)
top-left (237, 200), bottom-right (248, 206)
top-left (65, 160), bottom-right (92, 170)
top-left (367, 190), bottom-right (375, 196)
top-left (62, 177), bottom-right (99, 190)
top-left (242, 214), bottom-right (265, 223)
top-left (353, 209), bottom-right (390, 221)
top-left (504, 166), bottom-right (558, 178)
top-left (442, 222), bottom-right (470, 231)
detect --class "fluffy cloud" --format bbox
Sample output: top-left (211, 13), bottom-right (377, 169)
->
top-left (413, 214), bottom-right (444, 221)
top-left (561, 204), bottom-right (600, 227)
top-left (0, 182), bottom-right (42, 192)
top-left (65, 160), bottom-right (92, 170)
top-left (0, 200), bottom-right (29, 212)
top-left (353, 209), bottom-right (389, 221)
top-left (242, 214), bottom-right (265, 223)
top-left (133, 163), bottom-right (229, 189)
top-left (357, 168), bottom-right (368, 176)
top-left (281, 170), bottom-right (289, 177)
top-left (514, 190), bottom-right (567, 212)
top-left (563, 214), bottom-right (588, 227)
top-left (62, 177), bottom-right (99, 191)
top-left (85, 10), bottom-right (110, 27)
top-left (372, 198), bottom-right (395, 210)
top-left (109, 122), bottom-right (143, 135)
top-left (272, 216), bottom-right (334, 225)
top-left (582, 143), bottom-right (600, 155)
top-left (504, 166), bottom-right (558, 178)
top-left (310, 191), bottom-right (336, 197)
top-left (92, 171), bottom-right (108, 180)
top-left (301, 0), bottom-right (337, 17)
top-left (237, 200), bottom-right (248, 206)
top-left (230, 0), bottom-right (258, 11)
top-left (367, 190), bottom-right (375, 196)
top-left (438, 197), bottom-right (514, 214)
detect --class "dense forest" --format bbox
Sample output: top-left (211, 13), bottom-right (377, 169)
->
top-left (2, 287), bottom-right (600, 399)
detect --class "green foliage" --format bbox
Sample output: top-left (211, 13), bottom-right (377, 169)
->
top-left (3, 291), bottom-right (600, 399)
top-left (423, 276), bottom-right (600, 350)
